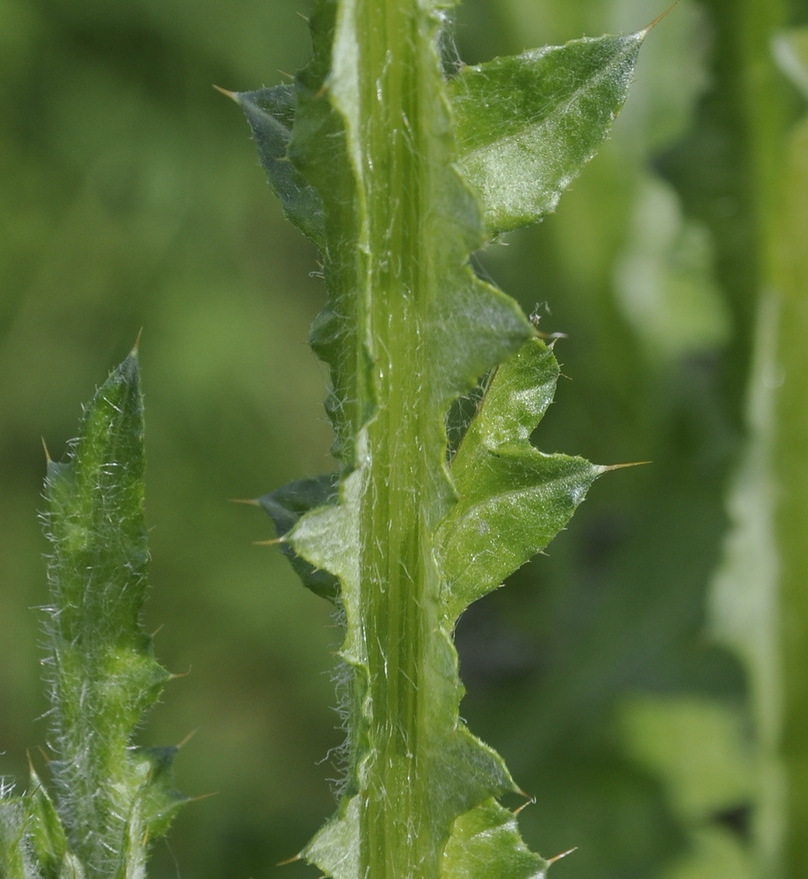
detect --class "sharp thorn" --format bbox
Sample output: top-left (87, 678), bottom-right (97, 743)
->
top-left (276, 852), bottom-right (302, 866)
top-left (548, 847), bottom-right (578, 865)
top-left (212, 84), bottom-right (239, 101)
top-left (176, 728), bottom-right (198, 749)
top-left (644, 0), bottom-right (681, 34)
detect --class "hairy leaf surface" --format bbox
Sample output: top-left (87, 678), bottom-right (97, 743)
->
top-left (24, 765), bottom-right (68, 879)
top-left (38, 351), bottom-right (185, 877)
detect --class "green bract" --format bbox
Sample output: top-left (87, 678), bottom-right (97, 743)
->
top-left (0, 351), bottom-right (185, 879)
top-left (230, 1), bottom-right (645, 876)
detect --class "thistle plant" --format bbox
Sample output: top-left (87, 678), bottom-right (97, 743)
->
top-left (0, 1), bottom-right (652, 875)
top-left (225, 0), bottom-right (652, 875)
top-left (0, 350), bottom-right (185, 879)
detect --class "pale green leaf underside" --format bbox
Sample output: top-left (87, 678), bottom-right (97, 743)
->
top-left (450, 32), bottom-right (644, 234)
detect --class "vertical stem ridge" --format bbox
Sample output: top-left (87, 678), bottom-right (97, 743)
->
top-left (352, 0), bottom-right (446, 874)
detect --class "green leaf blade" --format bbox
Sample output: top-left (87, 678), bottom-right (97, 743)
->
top-left (0, 791), bottom-right (44, 879)
top-left (234, 1), bottom-right (637, 874)
top-left (24, 766), bottom-right (68, 879)
top-left (229, 86), bottom-right (326, 247)
top-left (41, 350), bottom-right (184, 877)
top-left (449, 32), bottom-right (644, 235)
top-left (440, 339), bottom-right (603, 621)
top-left (442, 799), bottom-right (549, 879)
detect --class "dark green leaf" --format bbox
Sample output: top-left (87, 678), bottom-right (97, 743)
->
top-left (257, 474), bottom-right (341, 601)
top-left (229, 86), bottom-right (326, 247)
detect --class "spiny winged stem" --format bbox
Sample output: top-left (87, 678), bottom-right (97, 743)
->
top-left (229, 0), bottom-right (649, 875)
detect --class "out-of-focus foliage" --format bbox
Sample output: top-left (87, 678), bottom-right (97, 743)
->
top-left (1, 3), bottom-right (335, 877)
top-left (1, 0), bottom-right (804, 878)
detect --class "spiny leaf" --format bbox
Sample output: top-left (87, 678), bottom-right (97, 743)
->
top-left (24, 764), bottom-right (68, 879)
top-left (225, 86), bottom-right (326, 247)
top-left (302, 728), bottom-right (517, 879)
top-left (274, 1), bottom-right (536, 874)
top-left (439, 338), bottom-right (604, 622)
top-left (449, 32), bottom-right (645, 235)
top-left (257, 474), bottom-right (341, 601)
top-left (442, 799), bottom-right (548, 879)
top-left (41, 350), bottom-right (184, 876)
top-left (230, 0), bottom-right (643, 874)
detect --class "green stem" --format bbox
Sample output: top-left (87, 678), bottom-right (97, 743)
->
top-left (353, 0), bottom-right (446, 873)
top-left (236, 1), bottom-right (646, 874)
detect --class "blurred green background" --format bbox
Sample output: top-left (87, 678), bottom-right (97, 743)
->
top-left (2, 0), bottom-right (806, 877)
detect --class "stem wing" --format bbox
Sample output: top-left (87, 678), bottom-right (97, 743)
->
top-left (449, 33), bottom-right (645, 235)
top-left (439, 338), bottom-right (604, 623)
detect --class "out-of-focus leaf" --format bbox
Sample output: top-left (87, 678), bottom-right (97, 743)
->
top-left (618, 696), bottom-right (753, 879)
top-left (773, 27), bottom-right (808, 100)
top-left (770, 108), bottom-right (808, 876)
top-left (707, 5), bottom-right (808, 876)
top-left (24, 764), bottom-right (68, 879)
top-left (614, 176), bottom-right (729, 363)
top-left (449, 32), bottom-right (644, 235)
top-left (617, 695), bottom-right (753, 822)
top-left (659, 828), bottom-right (753, 879)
